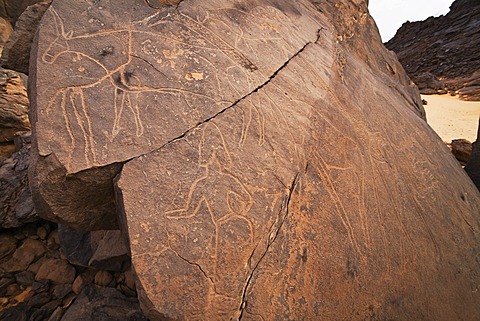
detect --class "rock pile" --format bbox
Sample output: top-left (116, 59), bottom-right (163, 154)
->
top-left (385, 0), bottom-right (480, 100)
top-left (0, 220), bottom-right (147, 321)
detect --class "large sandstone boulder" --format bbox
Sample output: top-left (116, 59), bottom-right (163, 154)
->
top-left (29, 0), bottom-right (480, 320)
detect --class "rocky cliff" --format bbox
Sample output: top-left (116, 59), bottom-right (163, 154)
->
top-left (385, 0), bottom-right (480, 100)
top-left (25, 0), bottom-right (480, 320)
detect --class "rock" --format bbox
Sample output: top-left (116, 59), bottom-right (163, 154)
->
top-left (1, 0), bottom-right (47, 24)
top-left (0, 234), bottom-right (17, 260)
top-left (59, 284), bottom-right (148, 321)
top-left (59, 225), bottom-right (129, 271)
top-left (451, 138), bottom-right (473, 164)
top-left (35, 258), bottom-right (76, 284)
top-left (386, 0), bottom-right (480, 100)
top-left (0, 17), bottom-right (13, 53)
top-left (465, 119), bottom-right (480, 189)
top-left (26, 292), bottom-right (51, 308)
top-left (52, 284), bottom-right (72, 300)
top-left (0, 302), bottom-right (34, 321)
top-left (30, 279), bottom-right (50, 293)
top-left (29, 0), bottom-right (480, 320)
top-left (71, 270), bottom-right (95, 295)
top-left (14, 271), bottom-right (35, 286)
top-left (0, 276), bottom-right (14, 296)
top-left (36, 226), bottom-right (47, 240)
top-left (0, 141), bottom-right (37, 228)
top-left (0, 67), bottom-right (29, 145)
top-left (93, 270), bottom-right (113, 287)
top-left (0, 238), bottom-right (46, 272)
top-left (47, 307), bottom-right (64, 321)
top-left (0, 1), bottom-right (52, 74)
top-left (123, 271), bottom-right (136, 292)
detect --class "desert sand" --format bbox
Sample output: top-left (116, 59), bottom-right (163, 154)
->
top-left (422, 94), bottom-right (480, 143)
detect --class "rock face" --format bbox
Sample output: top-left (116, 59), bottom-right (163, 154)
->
top-left (29, 0), bottom-right (480, 320)
top-left (385, 0), bottom-right (480, 100)
top-left (465, 119), bottom-right (480, 189)
top-left (0, 132), bottom-right (37, 228)
top-left (0, 1), bottom-right (52, 75)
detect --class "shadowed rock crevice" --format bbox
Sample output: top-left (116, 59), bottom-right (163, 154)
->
top-left (238, 173), bottom-right (299, 321)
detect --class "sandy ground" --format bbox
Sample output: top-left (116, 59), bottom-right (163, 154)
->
top-left (422, 94), bottom-right (480, 143)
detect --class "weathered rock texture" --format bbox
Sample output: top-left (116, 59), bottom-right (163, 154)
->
top-left (29, 0), bottom-right (480, 320)
top-left (385, 0), bottom-right (480, 100)
top-left (465, 119), bottom-right (480, 189)
top-left (0, 1), bottom-right (52, 75)
top-left (0, 132), bottom-right (37, 228)
top-left (0, 67), bottom-right (29, 146)
top-left (0, 0), bottom-right (46, 24)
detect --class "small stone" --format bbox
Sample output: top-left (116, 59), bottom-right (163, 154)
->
top-left (31, 279), bottom-right (51, 293)
top-left (94, 270), bottom-right (113, 287)
top-left (0, 238), bottom-right (46, 272)
top-left (72, 270), bottom-right (95, 294)
top-left (27, 256), bottom-right (46, 274)
top-left (123, 270), bottom-right (136, 291)
top-left (13, 231), bottom-right (26, 240)
top-left (36, 226), bottom-right (48, 240)
top-left (0, 234), bottom-right (17, 260)
top-left (451, 139), bottom-right (473, 164)
top-left (52, 284), bottom-right (72, 299)
top-left (119, 283), bottom-right (137, 297)
top-left (15, 270), bottom-right (35, 286)
top-left (0, 277), bottom-right (14, 296)
top-left (27, 292), bottom-right (51, 308)
top-left (47, 230), bottom-right (60, 250)
top-left (5, 283), bottom-right (21, 296)
top-left (35, 258), bottom-right (76, 284)
top-left (48, 306), bottom-right (65, 321)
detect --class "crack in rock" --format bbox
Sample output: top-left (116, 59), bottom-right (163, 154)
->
top-left (170, 248), bottom-right (215, 286)
top-left (125, 28), bottom-right (323, 165)
top-left (235, 173), bottom-right (300, 321)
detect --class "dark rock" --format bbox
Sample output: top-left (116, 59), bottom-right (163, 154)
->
top-left (47, 307), bottom-right (64, 321)
top-left (35, 258), bottom-right (76, 284)
top-left (5, 283), bottom-right (21, 296)
top-left (0, 276), bottom-right (14, 296)
top-left (14, 271), bottom-right (35, 286)
top-left (0, 141), bottom-right (37, 228)
top-left (386, 0), bottom-right (480, 100)
top-left (59, 284), bottom-right (148, 321)
top-left (0, 1), bottom-right (51, 74)
top-left (26, 292), bottom-right (51, 308)
top-left (52, 284), bottom-right (72, 300)
top-left (59, 226), bottom-right (129, 271)
top-left (0, 17), bottom-right (13, 50)
top-left (93, 270), bottom-right (113, 287)
top-left (1, 0), bottom-right (47, 24)
top-left (30, 279), bottom-right (50, 293)
top-left (0, 238), bottom-right (46, 272)
top-left (451, 138), bottom-right (473, 164)
top-left (58, 224), bottom-right (92, 266)
top-left (71, 270), bottom-right (95, 294)
top-left (0, 302), bottom-right (33, 321)
top-left (465, 119), bottom-right (480, 189)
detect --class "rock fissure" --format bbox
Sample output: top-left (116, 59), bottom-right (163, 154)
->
top-left (124, 29), bottom-right (323, 166)
top-left (170, 248), bottom-right (214, 285)
top-left (237, 173), bottom-right (300, 321)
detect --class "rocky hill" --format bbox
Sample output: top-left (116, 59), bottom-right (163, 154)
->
top-left (385, 0), bottom-right (480, 100)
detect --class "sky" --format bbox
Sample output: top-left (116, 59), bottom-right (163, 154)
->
top-left (368, 0), bottom-right (455, 42)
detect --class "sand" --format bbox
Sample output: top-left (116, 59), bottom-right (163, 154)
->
top-left (422, 94), bottom-right (480, 143)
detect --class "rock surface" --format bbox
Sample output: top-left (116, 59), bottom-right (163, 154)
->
top-left (29, 0), bottom-right (480, 320)
top-left (385, 0), bottom-right (480, 100)
top-left (0, 133), bottom-right (37, 228)
top-left (451, 138), bottom-right (472, 164)
top-left (0, 67), bottom-right (29, 147)
top-left (0, 1), bottom-right (52, 75)
top-left (465, 119), bottom-right (480, 189)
